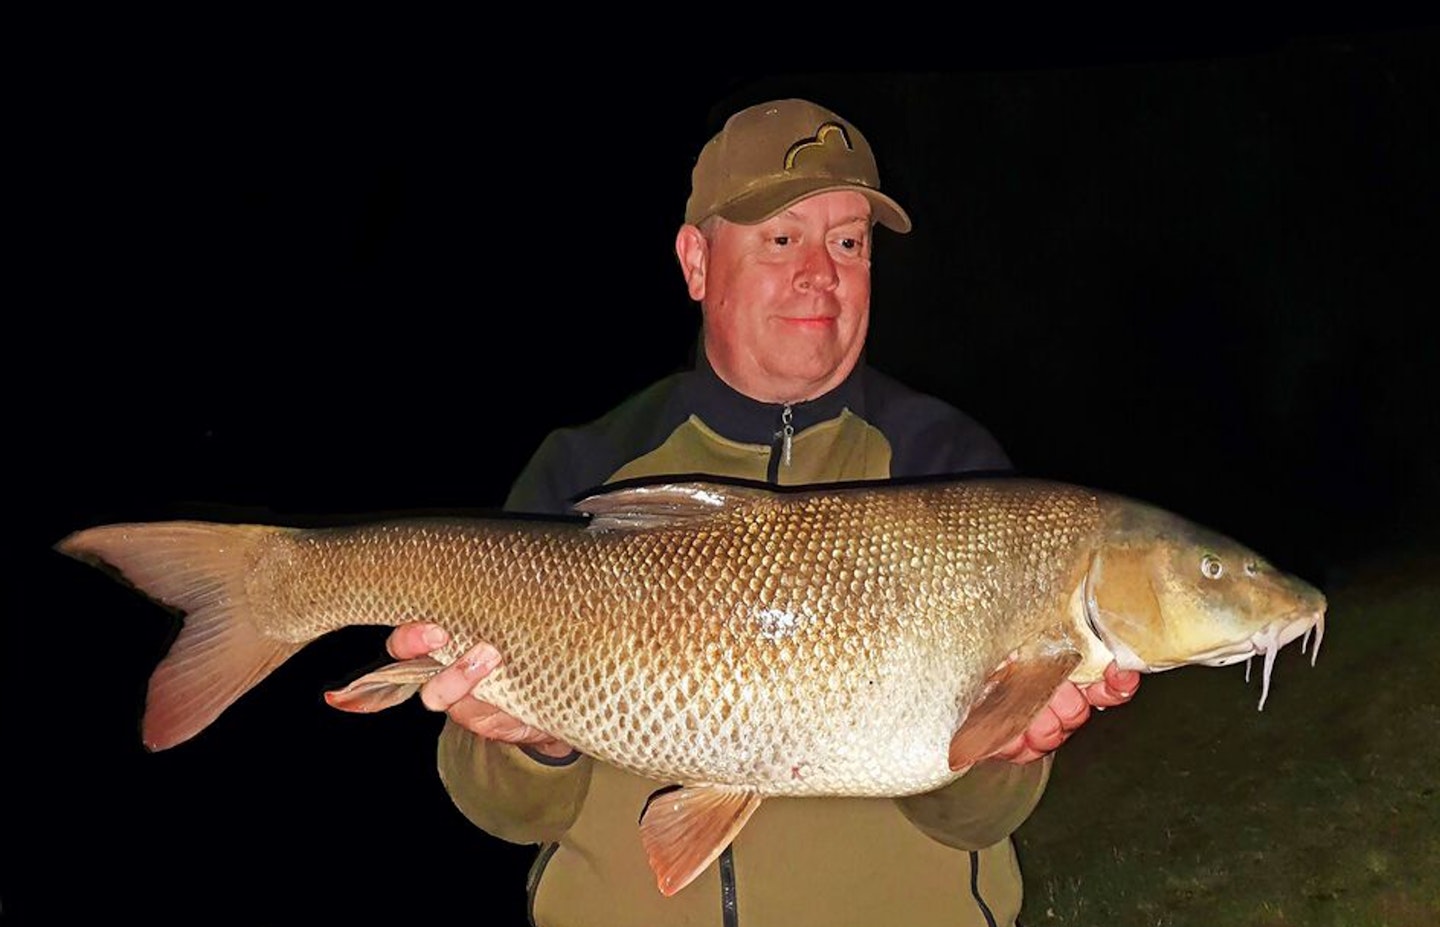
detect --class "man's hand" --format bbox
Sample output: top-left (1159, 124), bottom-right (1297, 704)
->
top-left (386, 622), bottom-right (575, 759)
top-left (992, 661), bottom-right (1140, 765)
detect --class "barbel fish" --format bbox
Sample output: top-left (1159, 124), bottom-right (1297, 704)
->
top-left (56, 477), bottom-right (1325, 896)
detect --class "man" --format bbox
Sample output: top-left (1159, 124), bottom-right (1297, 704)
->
top-left (387, 98), bottom-right (1138, 926)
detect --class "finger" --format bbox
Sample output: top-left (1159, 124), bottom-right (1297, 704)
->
top-left (418, 643), bottom-right (501, 712)
top-left (1023, 705), bottom-right (1064, 752)
top-left (1106, 664), bottom-right (1142, 697)
top-left (527, 739), bottom-right (579, 760)
top-left (989, 700), bottom-right (1052, 763)
top-left (471, 711), bottom-right (548, 743)
top-left (991, 733), bottom-right (1031, 763)
top-left (386, 623), bottom-right (449, 660)
top-left (1049, 683), bottom-right (1092, 731)
top-left (447, 698), bottom-right (519, 735)
top-left (449, 697), bottom-right (499, 727)
top-left (1086, 686), bottom-right (1129, 708)
top-left (995, 736), bottom-right (1046, 765)
top-left (459, 703), bottom-right (566, 749)
top-left (1086, 663), bottom-right (1141, 708)
top-left (1029, 731), bottom-right (1069, 756)
top-left (1029, 704), bottom-right (1062, 738)
top-left (1105, 662), bottom-right (1140, 690)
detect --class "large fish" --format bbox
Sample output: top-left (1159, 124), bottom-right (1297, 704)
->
top-left (57, 476), bottom-right (1325, 896)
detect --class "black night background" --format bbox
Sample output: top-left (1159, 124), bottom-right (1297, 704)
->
top-left (11, 23), bottom-right (1438, 925)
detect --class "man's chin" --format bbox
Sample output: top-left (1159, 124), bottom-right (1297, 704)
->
top-left (756, 359), bottom-right (855, 403)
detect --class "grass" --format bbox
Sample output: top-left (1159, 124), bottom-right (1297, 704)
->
top-left (1015, 546), bottom-right (1439, 927)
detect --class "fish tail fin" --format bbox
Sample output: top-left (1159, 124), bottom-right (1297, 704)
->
top-left (57, 521), bottom-right (303, 751)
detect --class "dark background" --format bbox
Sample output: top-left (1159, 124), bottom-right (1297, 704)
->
top-left (11, 22), bottom-right (1437, 923)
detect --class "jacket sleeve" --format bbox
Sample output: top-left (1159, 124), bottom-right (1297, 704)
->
top-left (432, 431), bottom-right (601, 845)
top-left (436, 718), bottom-right (595, 845)
top-left (893, 757), bottom-right (1052, 850)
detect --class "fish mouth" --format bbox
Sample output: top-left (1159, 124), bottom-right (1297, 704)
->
top-left (1190, 609), bottom-right (1326, 711)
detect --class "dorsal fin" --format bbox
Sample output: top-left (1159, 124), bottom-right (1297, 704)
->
top-left (575, 482), bottom-right (774, 533)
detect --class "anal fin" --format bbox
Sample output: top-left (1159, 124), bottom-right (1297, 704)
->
top-left (638, 785), bottom-right (762, 896)
top-left (949, 639), bottom-right (1082, 771)
top-left (323, 657), bottom-right (444, 712)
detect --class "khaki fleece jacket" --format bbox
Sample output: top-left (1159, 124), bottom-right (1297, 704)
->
top-left (438, 357), bottom-right (1049, 927)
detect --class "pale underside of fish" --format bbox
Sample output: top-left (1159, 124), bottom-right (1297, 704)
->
top-left (56, 477), bottom-right (1327, 896)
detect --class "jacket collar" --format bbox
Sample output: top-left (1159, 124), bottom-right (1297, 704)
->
top-left (676, 348), bottom-right (869, 446)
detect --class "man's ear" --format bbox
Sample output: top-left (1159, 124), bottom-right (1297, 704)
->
top-left (675, 224), bottom-right (709, 301)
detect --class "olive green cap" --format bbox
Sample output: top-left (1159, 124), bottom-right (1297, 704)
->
top-left (684, 98), bottom-right (912, 233)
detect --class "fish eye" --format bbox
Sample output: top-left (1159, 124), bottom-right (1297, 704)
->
top-left (1201, 554), bottom-right (1224, 579)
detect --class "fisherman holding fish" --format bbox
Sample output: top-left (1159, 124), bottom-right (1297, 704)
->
top-left (387, 99), bottom-right (1141, 926)
top-left (62, 94), bottom-right (1325, 925)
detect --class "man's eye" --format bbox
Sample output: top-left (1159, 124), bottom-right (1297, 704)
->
top-left (772, 235), bottom-right (791, 246)
top-left (837, 237), bottom-right (859, 250)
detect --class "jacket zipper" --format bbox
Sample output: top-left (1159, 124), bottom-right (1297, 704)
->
top-left (766, 403), bottom-right (794, 483)
top-left (526, 842), bottom-right (560, 926)
top-left (742, 406), bottom-right (799, 922)
top-left (747, 402), bottom-right (798, 916)
top-left (719, 845), bottom-right (739, 927)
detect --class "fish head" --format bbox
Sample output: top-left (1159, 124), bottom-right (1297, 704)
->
top-left (1083, 499), bottom-right (1326, 708)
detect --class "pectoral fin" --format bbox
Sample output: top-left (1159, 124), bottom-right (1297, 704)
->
top-left (638, 784), bottom-right (762, 896)
top-left (949, 641), bottom-right (1082, 771)
top-left (323, 657), bottom-right (445, 712)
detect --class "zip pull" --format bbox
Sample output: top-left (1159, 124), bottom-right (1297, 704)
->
top-left (780, 404), bottom-right (794, 468)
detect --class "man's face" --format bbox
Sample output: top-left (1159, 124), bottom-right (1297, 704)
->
top-left (687, 190), bottom-right (873, 404)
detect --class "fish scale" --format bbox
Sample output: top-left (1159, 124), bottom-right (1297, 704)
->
top-left (222, 481), bottom-right (1105, 797)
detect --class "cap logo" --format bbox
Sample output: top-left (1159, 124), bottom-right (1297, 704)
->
top-left (783, 122), bottom-right (853, 171)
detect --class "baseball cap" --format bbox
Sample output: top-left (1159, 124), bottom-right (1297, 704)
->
top-left (684, 98), bottom-right (912, 233)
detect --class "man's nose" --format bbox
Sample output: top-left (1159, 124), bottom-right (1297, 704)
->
top-left (795, 243), bottom-right (839, 291)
